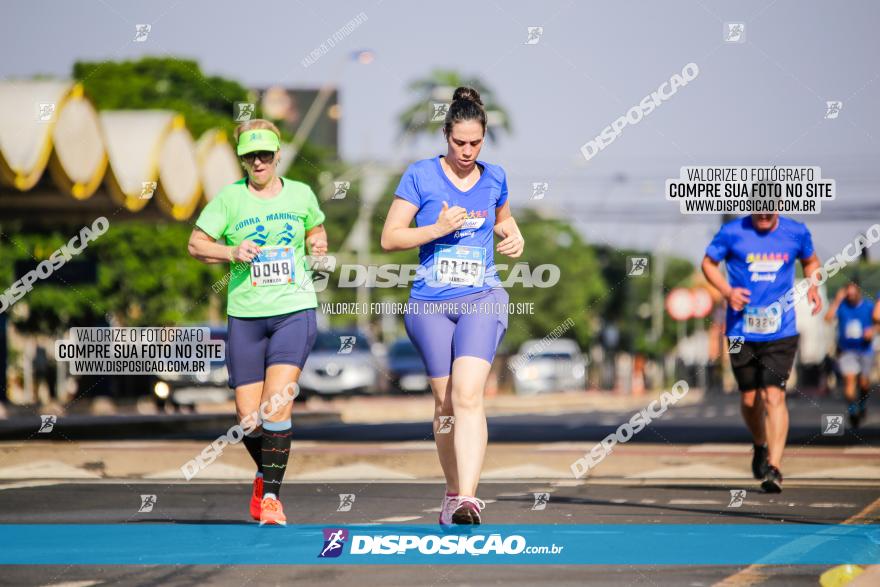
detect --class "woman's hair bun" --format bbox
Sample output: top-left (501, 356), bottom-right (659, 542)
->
top-left (452, 86), bottom-right (483, 106)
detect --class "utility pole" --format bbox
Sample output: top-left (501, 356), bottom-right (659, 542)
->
top-left (345, 164), bottom-right (389, 332)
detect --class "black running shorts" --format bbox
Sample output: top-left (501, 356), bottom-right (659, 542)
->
top-left (729, 335), bottom-right (799, 392)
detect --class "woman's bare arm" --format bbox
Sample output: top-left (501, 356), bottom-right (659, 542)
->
top-left (380, 197), bottom-right (466, 252)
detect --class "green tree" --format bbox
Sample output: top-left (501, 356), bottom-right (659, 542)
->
top-left (397, 70), bottom-right (512, 142)
top-left (0, 224), bottom-right (224, 333)
top-left (74, 57), bottom-right (256, 139)
top-left (1, 58), bottom-right (360, 333)
top-left (593, 246), bottom-right (695, 357)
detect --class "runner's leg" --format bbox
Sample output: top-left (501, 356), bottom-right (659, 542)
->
top-left (761, 385), bottom-right (788, 469)
top-left (227, 315), bottom-right (270, 471)
top-left (259, 364), bottom-right (300, 499)
top-left (843, 373), bottom-right (858, 405)
top-left (404, 301), bottom-right (457, 495)
top-left (451, 289), bottom-right (508, 499)
top-left (450, 356), bottom-right (493, 497)
top-left (236, 383), bottom-right (264, 471)
top-left (740, 389), bottom-right (766, 445)
top-left (430, 375), bottom-right (459, 494)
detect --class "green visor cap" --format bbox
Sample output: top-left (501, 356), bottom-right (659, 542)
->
top-left (237, 129), bottom-right (281, 155)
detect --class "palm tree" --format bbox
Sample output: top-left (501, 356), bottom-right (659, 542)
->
top-left (397, 69), bottom-right (512, 142)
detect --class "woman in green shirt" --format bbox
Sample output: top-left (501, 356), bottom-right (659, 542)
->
top-left (188, 119), bottom-right (328, 526)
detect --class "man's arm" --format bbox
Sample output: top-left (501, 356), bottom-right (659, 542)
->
top-left (824, 287), bottom-right (845, 322)
top-left (800, 253), bottom-right (823, 316)
top-left (701, 255), bottom-right (750, 311)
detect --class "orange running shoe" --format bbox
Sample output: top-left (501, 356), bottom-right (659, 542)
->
top-left (249, 475), bottom-right (263, 521)
top-left (259, 496), bottom-right (287, 526)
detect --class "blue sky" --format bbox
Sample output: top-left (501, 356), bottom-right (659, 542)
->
top-left (4, 0), bottom-right (880, 263)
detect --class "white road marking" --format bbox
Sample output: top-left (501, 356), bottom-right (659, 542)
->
top-left (294, 464), bottom-right (416, 480)
top-left (145, 463), bottom-right (253, 480)
top-left (372, 516), bottom-right (423, 522)
top-left (0, 480), bottom-right (61, 491)
top-left (668, 499), bottom-right (722, 505)
top-left (842, 447), bottom-right (880, 455)
top-left (0, 461), bottom-right (100, 479)
top-left (551, 480), bottom-right (587, 487)
top-left (687, 445), bottom-right (749, 453)
top-left (788, 466), bottom-right (880, 479)
top-left (484, 465), bottom-right (568, 479)
top-left (631, 463), bottom-right (745, 479)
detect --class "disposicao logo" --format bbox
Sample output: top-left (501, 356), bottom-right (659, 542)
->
top-left (318, 528), bottom-right (348, 558)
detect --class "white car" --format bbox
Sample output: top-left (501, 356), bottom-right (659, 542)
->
top-left (509, 338), bottom-right (587, 395)
top-left (298, 330), bottom-right (382, 398)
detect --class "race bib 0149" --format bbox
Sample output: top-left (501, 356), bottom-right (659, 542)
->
top-left (433, 244), bottom-right (486, 287)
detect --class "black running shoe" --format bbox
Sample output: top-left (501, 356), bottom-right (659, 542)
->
top-left (451, 496), bottom-right (485, 525)
top-left (850, 411), bottom-right (861, 429)
top-left (849, 402), bottom-right (861, 429)
top-left (761, 466), bottom-right (783, 493)
top-left (751, 444), bottom-right (769, 480)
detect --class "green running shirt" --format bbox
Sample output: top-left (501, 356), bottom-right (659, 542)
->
top-left (195, 177), bottom-right (326, 318)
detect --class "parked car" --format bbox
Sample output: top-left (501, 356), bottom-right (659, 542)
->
top-left (508, 338), bottom-right (587, 395)
top-left (152, 326), bottom-right (231, 410)
top-left (298, 330), bottom-right (381, 398)
top-left (386, 338), bottom-right (429, 393)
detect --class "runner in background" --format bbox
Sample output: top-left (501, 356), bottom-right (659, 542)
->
top-left (702, 213), bottom-right (822, 493)
top-left (825, 277), bottom-right (874, 428)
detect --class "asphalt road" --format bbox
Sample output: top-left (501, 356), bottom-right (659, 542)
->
top-left (0, 480), bottom-right (877, 586)
top-left (3, 393), bottom-right (877, 444)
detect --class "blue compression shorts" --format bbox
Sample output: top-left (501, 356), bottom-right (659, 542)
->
top-left (404, 288), bottom-right (509, 378)
top-left (226, 308), bottom-right (317, 388)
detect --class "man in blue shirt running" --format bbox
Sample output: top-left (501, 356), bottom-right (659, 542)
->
top-left (702, 213), bottom-right (822, 493)
top-left (825, 277), bottom-right (875, 428)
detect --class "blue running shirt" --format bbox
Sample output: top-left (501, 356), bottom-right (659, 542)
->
top-left (836, 299), bottom-right (873, 352)
top-left (394, 156), bottom-right (508, 301)
top-left (706, 216), bottom-right (814, 342)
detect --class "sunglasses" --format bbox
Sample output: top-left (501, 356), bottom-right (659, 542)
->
top-left (242, 151), bottom-right (277, 164)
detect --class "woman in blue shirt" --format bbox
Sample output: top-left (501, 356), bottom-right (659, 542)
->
top-left (381, 87), bottom-right (524, 525)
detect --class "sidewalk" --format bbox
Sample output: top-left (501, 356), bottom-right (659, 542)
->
top-left (314, 387), bottom-right (705, 424)
top-left (1, 440), bottom-right (878, 482)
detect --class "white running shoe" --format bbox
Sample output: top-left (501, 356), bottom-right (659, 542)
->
top-left (451, 496), bottom-right (486, 525)
top-left (439, 494), bottom-right (458, 526)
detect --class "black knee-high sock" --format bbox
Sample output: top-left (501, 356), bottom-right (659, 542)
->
top-left (242, 430), bottom-right (262, 472)
top-left (261, 420), bottom-right (292, 498)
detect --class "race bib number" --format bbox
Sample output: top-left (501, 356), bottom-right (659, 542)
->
top-left (251, 247), bottom-right (295, 287)
top-left (845, 319), bottom-right (864, 340)
top-left (744, 306), bottom-right (781, 335)
top-left (434, 244), bottom-right (486, 287)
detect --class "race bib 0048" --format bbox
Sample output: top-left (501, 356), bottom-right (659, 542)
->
top-left (434, 244), bottom-right (486, 287)
top-left (251, 246), bottom-right (295, 287)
